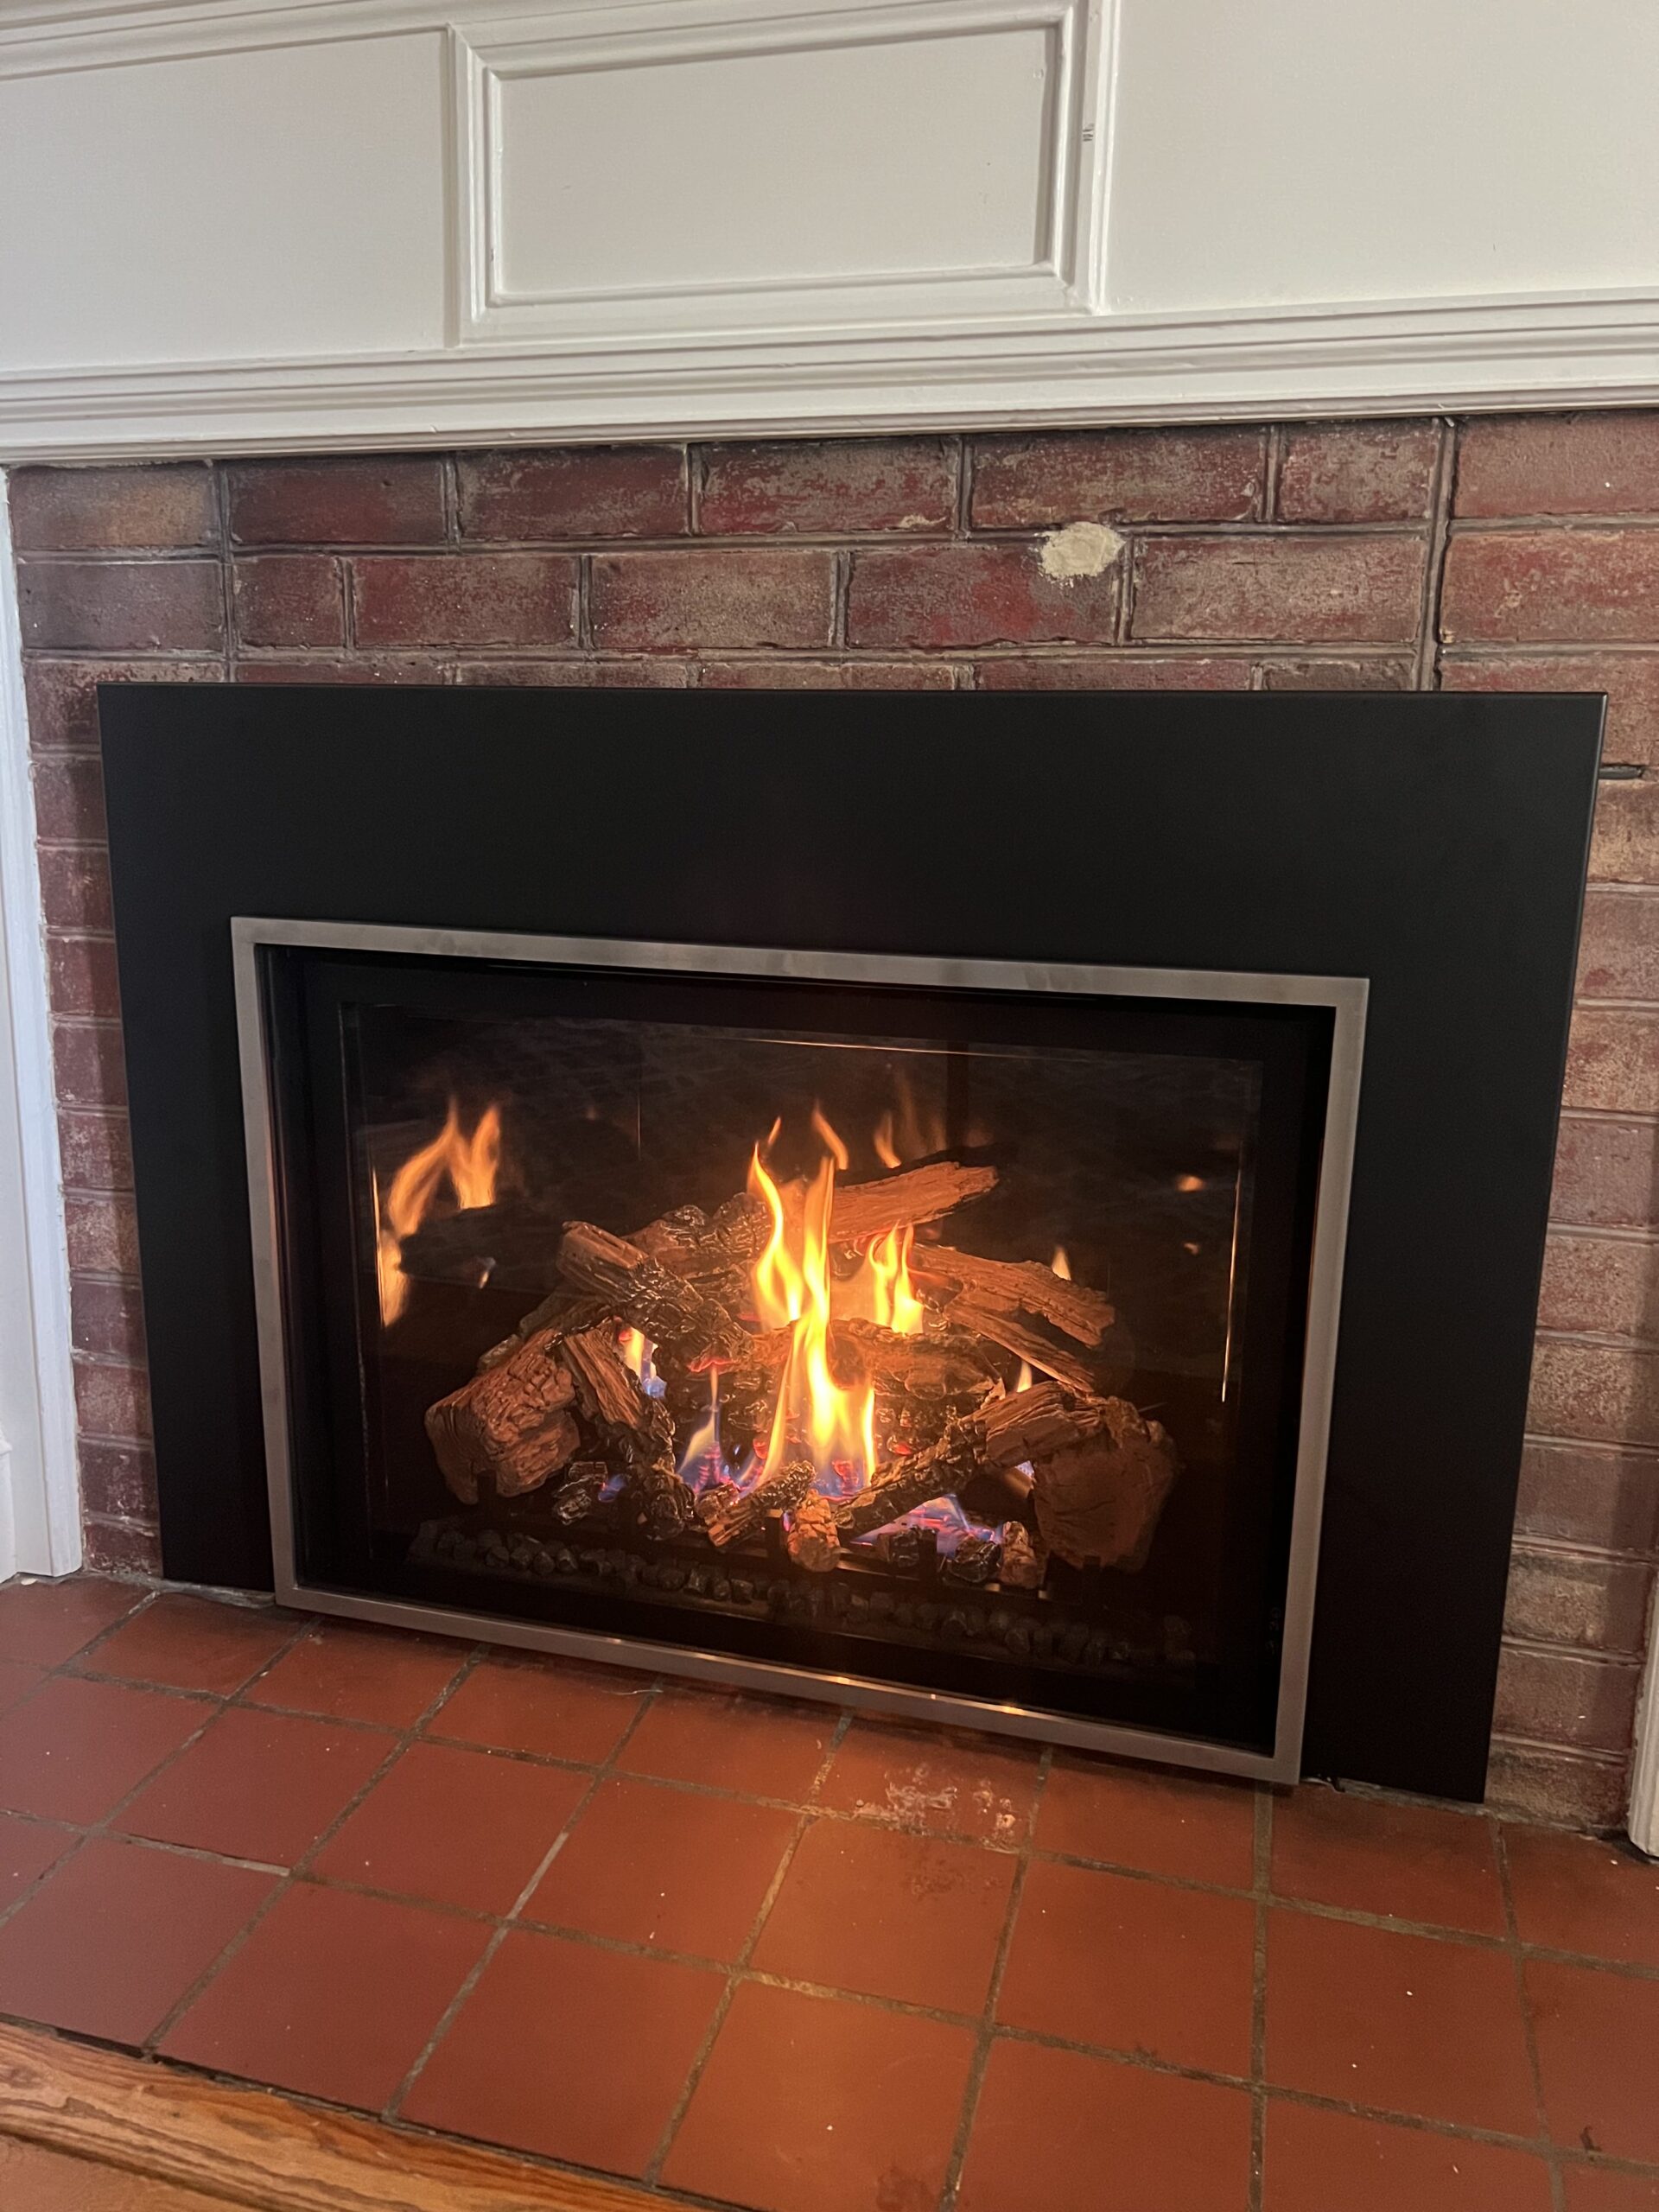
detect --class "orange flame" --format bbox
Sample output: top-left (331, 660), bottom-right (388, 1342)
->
top-left (376, 1100), bottom-right (501, 1326)
top-left (1050, 1244), bottom-right (1071, 1281)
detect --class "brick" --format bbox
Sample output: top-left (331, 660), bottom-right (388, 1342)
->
top-left (1441, 652), bottom-right (1659, 769)
top-left (846, 543), bottom-right (1119, 650)
top-left (1515, 1440), bottom-right (1659, 1556)
top-left (353, 555), bottom-right (577, 649)
top-left (1276, 423), bottom-right (1440, 524)
top-left (235, 656), bottom-right (450, 686)
top-left (53, 1021), bottom-right (126, 1111)
top-left (79, 1440), bottom-right (158, 1527)
top-left (1538, 1233), bottom-right (1659, 1339)
top-left (57, 1109), bottom-right (132, 1192)
top-left (1551, 1117), bottom-right (1659, 1230)
top-left (30, 754), bottom-right (105, 842)
top-left (969, 429), bottom-right (1262, 528)
top-left (64, 1192), bottom-right (139, 1276)
top-left (973, 654), bottom-right (1250, 690)
top-left (232, 556), bottom-right (345, 649)
top-left (1255, 657), bottom-right (1414, 690)
top-left (16, 558), bottom-right (225, 653)
top-left (458, 447), bottom-right (687, 541)
top-left (1457, 414), bottom-right (1659, 518)
top-left (47, 935), bottom-right (120, 1020)
top-left (73, 1357), bottom-right (150, 1440)
top-left (1589, 777), bottom-right (1659, 886)
top-left (1527, 1338), bottom-right (1659, 1447)
top-left (1441, 529), bottom-right (1659, 645)
top-left (1484, 1740), bottom-right (1628, 1827)
top-left (24, 658), bottom-right (222, 753)
top-left (1132, 535), bottom-right (1427, 645)
top-left (699, 659), bottom-right (958, 690)
top-left (1504, 1548), bottom-right (1653, 1656)
top-left (226, 456), bottom-right (446, 545)
top-left (452, 658), bottom-right (692, 688)
top-left (1564, 1007), bottom-right (1659, 1116)
top-left (10, 464), bottom-right (217, 552)
top-left (82, 1517), bottom-right (162, 1578)
top-left (1492, 1643), bottom-right (1640, 1755)
top-left (1578, 888), bottom-right (1659, 999)
top-left (72, 1275), bottom-right (147, 1364)
top-left (37, 846), bottom-right (113, 933)
top-left (700, 438), bottom-right (955, 535)
top-left (591, 549), bottom-right (835, 652)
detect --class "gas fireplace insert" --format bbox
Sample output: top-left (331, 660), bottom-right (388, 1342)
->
top-left (99, 685), bottom-right (1601, 1797)
top-left (234, 923), bottom-right (1362, 1777)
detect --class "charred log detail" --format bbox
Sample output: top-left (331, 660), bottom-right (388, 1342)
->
top-left (703, 1457), bottom-right (815, 1548)
top-left (423, 1326), bottom-right (581, 1503)
top-left (556, 1221), bottom-right (747, 1361)
top-left (834, 1418), bottom-right (981, 1539)
top-left (1029, 1402), bottom-right (1179, 1572)
top-left (913, 1247), bottom-right (1115, 1345)
top-left (785, 1493), bottom-right (841, 1572)
top-left (829, 1160), bottom-right (998, 1247)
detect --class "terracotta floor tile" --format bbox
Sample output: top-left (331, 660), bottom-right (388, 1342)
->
top-left (161, 1880), bottom-right (488, 2110)
top-left (1039, 1755), bottom-right (1256, 1888)
top-left (404, 1926), bottom-right (722, 2177)
top-left (1270, 1784), bottom-right (1505, 1936)
top-left (526, 1775), bottom-right (794, 1961)
top-left (0, 1658), bottom-right (46, 1717)
top-left (958, 2036), bottom-right (1253, 2212)
top-left (0, 1811), bottom-right (77, 1901)
top-left (1529, 1958), bottom-right (1659, 2164)
top-left (84, 1594), bottom-right (296, 1696)
top-left (814, 1718), bottom-right (1040, 1846)
top-left (114, 1707), bottom-right (394, 1866)
top-left (1264, 2097), bottom-right (1554, 2210)
top-left (244, 1620), bottom-right (469, 1727)
top-left (1508, 1827), bottom-right (1659, 1970)
top-left (427, 1652), bottom-right (651, 1764)
top-left (1268, 1908), bottom-right (1538, 2135)
top-left (663, 1979), bottom-right (975, 2212)
top-left (619, 1686), bottom-right (836, 1801)
top-left (312, 1740), bottom-right (588, 1914)
top-left (753, 1814), bottom-right (1016, 2015)
top-left (0, 1675), bottom-right (207, 1824)
top-left (0, 1835), bottom-right (276, 2045)
top-left (1566, 2168), bottom-right (1659, 2209)
top-left (0, 1575), bottom-right (143, 1667)
top-left (997, 1857), bottom-right (1255, 2075)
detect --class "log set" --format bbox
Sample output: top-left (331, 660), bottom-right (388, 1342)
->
top-left (415, 1154), bottom-right (1179, 1591)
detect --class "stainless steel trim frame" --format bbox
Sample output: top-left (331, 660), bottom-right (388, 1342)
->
top-left (231, 917), bottom-right (1368, 1787)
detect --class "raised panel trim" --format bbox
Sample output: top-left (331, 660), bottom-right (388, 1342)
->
top-left (450, 0), bottom-right (1103, 344)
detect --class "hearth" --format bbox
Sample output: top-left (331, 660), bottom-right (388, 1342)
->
top-left (99, 685), bottom-right (1601, 1796)
top-left (232, 923), bottom-right (1357, 1773)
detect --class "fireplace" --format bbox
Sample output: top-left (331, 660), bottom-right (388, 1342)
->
top-left (232, 920), bottom-right (1359, 1776)
top-left (98, 682), bottom-right (1601, 1798)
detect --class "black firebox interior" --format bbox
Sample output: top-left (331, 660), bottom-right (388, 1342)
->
top-left (98, 685), bottom-right (1601, 1799)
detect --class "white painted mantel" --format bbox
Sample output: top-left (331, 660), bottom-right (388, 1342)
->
top-left (1, 0), bottom-right (1657, 1847)
top-left (0, 0), bottom-right (1657, 457)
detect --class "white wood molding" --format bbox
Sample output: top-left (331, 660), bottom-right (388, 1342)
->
top-left (0, 0), bottom-right (1657, 456)
top-left (1631, 1580), bottom-right (1659, 1857)
top-left (0, 486), bottom-right (82, 1580)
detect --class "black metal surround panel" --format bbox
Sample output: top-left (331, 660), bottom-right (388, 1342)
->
top-left (98, 686), bottom-right (1602, 1799)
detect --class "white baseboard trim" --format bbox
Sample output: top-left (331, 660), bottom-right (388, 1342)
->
top-left (0, 480), bottom-right (81, 1580)
top-left (1630, 1580), bottom-right (1659, 1858)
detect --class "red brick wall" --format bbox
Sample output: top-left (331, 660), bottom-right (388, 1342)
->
top-left (9, 417), bottom-right (1657, 1827)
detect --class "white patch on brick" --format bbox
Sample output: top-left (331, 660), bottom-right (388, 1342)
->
top-left (1038, 519), bottom-right (1123, 582)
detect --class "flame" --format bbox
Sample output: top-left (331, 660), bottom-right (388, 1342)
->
top-left (1014, 1358), bottom-right (1033, 1393)
top-left (872, 1112), bottom-right (901, 1170)
top-left (376, 1100), bottom-right (501, 1325)
top-left (867, 1223), bottom-right (925, 1336)
top-left (1050, 1244), bottom-right (1071, 1281)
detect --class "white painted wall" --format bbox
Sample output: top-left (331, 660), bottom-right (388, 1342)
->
top-left (0, 0), bottom-right (1656, 456)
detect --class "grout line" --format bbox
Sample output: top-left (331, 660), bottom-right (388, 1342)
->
top-left (1496, 1821), bottom-right (1570, 2209)
top-left (1249, 1785), bottom-right (1271, 2212)
top-left (937, 1741), bottom-right (1049, 2210)
top-left (1412, 416), bottom-right (1458, 691)
top-left (953, 435), bottom-right (974, 537)
top-left (385, 1673), bottom-right (666, 2120)
top-left (1259, 426), bottom-right (1284, 524)
top-left (640, 1707), bottom-right (851, 2187)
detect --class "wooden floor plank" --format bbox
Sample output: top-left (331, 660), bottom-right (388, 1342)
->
top-left (0, 2024), bottom-right (671, 2212)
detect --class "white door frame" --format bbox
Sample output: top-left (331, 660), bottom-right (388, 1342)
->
top-left (0, 480), bottom-right (81, 1580)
